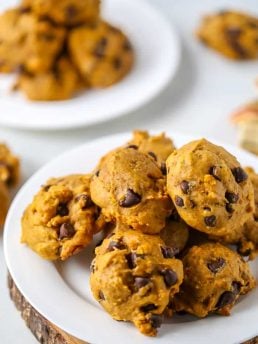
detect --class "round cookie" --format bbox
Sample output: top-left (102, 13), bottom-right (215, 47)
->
top-left (196, 10), bottom-right (258, 60)
top-left (27, 0), bottom-right (100, 26)
top-left (173, 243), bottom-right (255, 318)
top-left (90, 147), bottom-right (173, 234)
top-left (166, 139), bottom-right (254, 240)
top-left (160, 217), bottom-right (189, 255)
top-left (0, 181), bottom-right (10, 227)
top-left (69, 21), bottom-right (134, 88)
top-left (21, 174), bottom-right (106, 260)
top-left (127, 130), bottom-right (175, 172)
top-left (0, 9), bottom-right (66, 74)
top-left (0, 143), bottom-right (20, 188)
top-left (16, 57), bottom-right (83, 101)
top-left (90, 228), bottom-right (183, 336)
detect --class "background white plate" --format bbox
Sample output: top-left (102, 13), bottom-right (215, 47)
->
top-left (0, 0), bottom-right (180, 130)
top-left (4, 132), bottom-right (258, 344)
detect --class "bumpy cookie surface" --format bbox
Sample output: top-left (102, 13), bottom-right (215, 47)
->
top-left (69, 21), bottom-right (134, 88)
top-left (26, 0), bottom-right (100, 26)
top-left (21, 174), bottom-right (105, 260)
top-left (166, 139), bottom-right (254, 240)
top-left (90, 147), bottom-right (172, 234)
top-left (0, 143), bottom-right (20, 188)
top-left (173, 243), bottom-right (255, 317)
top-left (90, 228), bottom-right (183, 336)
top-left (127, 130), bottom-right (175, 172)
top-left (0, 9), bottom-right (65, 73)
top-left (16, 57), bottom-right (83, 101)
top-left (197, 10), bottom-right (258, 60)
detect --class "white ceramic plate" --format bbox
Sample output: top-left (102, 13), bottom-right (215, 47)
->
top-left (4, 132), bottom-right (258, 344)
top-left (0, 0), bottom-right (180, 130)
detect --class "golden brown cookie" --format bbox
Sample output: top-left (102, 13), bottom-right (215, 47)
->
top-left (127, 130), bottom-right (175, 172)
top-left (0, 143), bottom-right (20, 188)
top-left (166, 139), bottom-right (254, 240)
top-left (0, 9), bottom-right (66, 74)
top-left (21, 174), bottom-right (106, 260)
top-left (69, 21), bottom-right (134, 88)
top-left (173, 243), bottom-right (255, 317)
top-left (0, 181), bottom-right (10, 227)
top-left (27, 0), bottom-right (100, 26)
top-left (16, 57), bottom-right (83, 101)
top-left (197, 10), bottom-right (258, 60)
top-left (90, 147), bottom-right (172, 234)
top-left (90, 228), bottom-right (183, 336)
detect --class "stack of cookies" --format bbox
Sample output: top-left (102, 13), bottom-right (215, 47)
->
top-left (21, 130), bottom-right (258, 337)
top-left (0, 0), bottom-right (134, 101)
top-left (0, 144), bottom-right (20, 226)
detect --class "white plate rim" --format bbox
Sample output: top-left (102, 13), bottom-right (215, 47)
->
top-left (4, 131), bottom-right (258, 344)
top-left (0, 0), bottom-right (180, 131)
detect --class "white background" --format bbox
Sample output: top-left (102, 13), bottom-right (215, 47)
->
top-left (0, 0), bottom-right (258, 343)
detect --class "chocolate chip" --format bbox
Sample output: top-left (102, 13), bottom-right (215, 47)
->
top-left (65, 5), bottom-right (78, 19)
top-left (248, 21), bottom-right (258, 29)
top-left (204, 215), bottom-right (216, 227)
top-left (203, 206), bottom-right (211, 211)
top-left (207, 258), bottom-right (225, 273)
top-left (134, 277), bottom-right (150, 290)
top-left (159, 268), bottom-right (178, 287)
top-left (148, 152), bottom-right (157, 161)
top-left (225, 203), bottom-right (234, 214)
top-left (95, 239), bottom-right (104, 248)
top-left (216, 283), bottom-right (240, 310)
top-left (127, 144), bottom-right (138, 150)
top-left (59, 223), bottom-right (75, 240)
top-left (75, 194), bottom-right (93, 209)
top-left (107, 240), bottom-right (126, 252)
top-left (99, 290), bottom-right (105, 300)
top-left (225, 191), bottom-right (239, 204)
top-left (94, 37), bottom-right (108, 58)
top-left (19, 6), bottom-right (30, 14)
top-left (95, 170), bottom-right (100, 177)
top-left (140, 304), bottom-right (158, 312)
top-left (126, 252), bottom-right (137, 269)
top-left (232, 281), bottom-right (241, 294)
top-left (42, 184), bottom-right (51, 192)
top-left (209, 166), bottom-right (221, 181)
top-left (161, 246), bottom-right (179, 259)
top-left (90, 261), bottom-right (95, 273)
top-left (56, 203), bottom-right (69, 217)
top-left (232, 167), bottom-right (248, 183)
top-left (119, 189), bottom-right (141, 207)
top-left (237, 243), bottom-right (251, 257)
top-left (175, 196), bottom-right (184, 207)
top-left (113, 57), bottom-right (122, 69)
top-left (150, 314), bottom-right (162, 329)
top-left (226, 26), bottom-right (242, 38)
top-left (180, 180), bottom-right (190, 194)
top-left (160, 162), bottom-right (167, 175)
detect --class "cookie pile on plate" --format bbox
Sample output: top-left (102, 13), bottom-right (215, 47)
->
top-left (0, 144), bottom-right (20, 227)
top-left (21, 130), bottom-right (258, 337)
top-left (0, 0), bottom-right (134, 101)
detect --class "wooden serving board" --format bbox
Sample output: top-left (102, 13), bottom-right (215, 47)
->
top-left (7, 273), bottom-right (257, 344)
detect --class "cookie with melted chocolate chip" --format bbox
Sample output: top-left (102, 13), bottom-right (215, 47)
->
top-left (166, 139), bottom-right (254, 240)
top-left (196, 10), bottom-right (258, 60)
top-left (173, 243), bottom-right (255, 317)
top-left (90, 147), bottom-right (173, 234)
top-left (21, 174), bottom-right (107, 260)
top-left (90, 227), bottom-right (183, 336)
top-left (24, 0), bottom-right (100, 26)
top-left (68, 21), bottom-right (134, 88)
top-left (0, 143), bottom-right (20, 188)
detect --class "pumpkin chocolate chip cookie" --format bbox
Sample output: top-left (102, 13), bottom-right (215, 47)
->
top-left (0, 9), bottom-right (66, 74)
top-left (90, 227), bottom-right (183, 336)
top-left (0, 181), bottom-right (10, 227)
top-left (173, 243), bottom-right (255, 317)
top-left (16, 57), bottom-right (83, 101)
top-left (166, 139), bottom-right (255, 240)
top-left (197, 10), bottom-right (258, 60)
top-left (127, 130), bottom-right (175, 173)
top-left (69, 21), bottom-right (134, 88)
top-left (90, 147), bottom-right (173, 234)
top-left (21, 174), bottom-right (106, 260)
top-left (27, 0), bottom-right (100, 26)
top-left (0, 143), bottom-right (20, 188)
